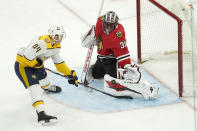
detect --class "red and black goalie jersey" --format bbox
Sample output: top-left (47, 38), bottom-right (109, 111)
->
top-left (95, 16), bottom-right (131, 69)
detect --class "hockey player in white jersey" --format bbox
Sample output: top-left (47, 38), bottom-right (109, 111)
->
top-left (14, 26), bottom-right (78, 125)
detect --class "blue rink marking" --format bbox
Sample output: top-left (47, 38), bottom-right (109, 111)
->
top-left (49, 67), bottom-right (181, 112)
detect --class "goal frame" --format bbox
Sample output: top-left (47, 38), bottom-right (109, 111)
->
top-left (136, 0), bottom-right (183, 97)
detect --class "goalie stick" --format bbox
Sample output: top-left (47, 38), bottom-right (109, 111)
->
top-left (81, 44), bottom-right (94, 85)
top-left (81, 0), bottom-right (104, 85)
top-left (45, 67), bottom-right (133, 99)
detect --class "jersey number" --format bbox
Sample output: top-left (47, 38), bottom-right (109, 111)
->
top-left (120, 41), bottom-right (127, 49)
top-left (32, 44), bottom-right (41, 53)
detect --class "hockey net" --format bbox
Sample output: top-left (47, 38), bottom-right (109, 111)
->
top-left (136, 0), bottom-right (197, 97)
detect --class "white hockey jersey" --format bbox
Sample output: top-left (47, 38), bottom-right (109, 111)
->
top-left (16, 35), bottom-right (71, 75)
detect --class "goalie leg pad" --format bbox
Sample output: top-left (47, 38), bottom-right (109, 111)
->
top-left (104, 74), bottom-right (159, 100)
top-left (104, 74), bottom-right (142, 98)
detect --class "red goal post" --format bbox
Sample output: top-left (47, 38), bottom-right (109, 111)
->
top-left (136, 0), bottom-right (195, 97)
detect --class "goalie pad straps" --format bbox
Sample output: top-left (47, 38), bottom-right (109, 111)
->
top-left (81, 25), bottom-right (96, 48)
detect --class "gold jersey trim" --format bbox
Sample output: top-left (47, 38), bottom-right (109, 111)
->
top-left (19, 64), bottom-right (30, 87)
top-left (39, 35), bottom-right (61, 49)
top-left (41, 83), bottom-right (50, 89)
top-left (16, 54), bottom-right (38, 67)
top-left (32, 100), bottom-right (44, 108)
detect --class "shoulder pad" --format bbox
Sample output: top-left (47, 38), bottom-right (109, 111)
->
top-left (39, 35), bottom-right (51, 43)
top-left (44, 37), bottom-right (50, 43)
top-left (116, 31), bottom-right (123, 38)
top-left (99, 16), bottom-right (104, 21)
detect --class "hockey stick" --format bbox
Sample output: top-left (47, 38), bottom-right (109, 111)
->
top-left (81, 44), bottom-right (94, 85)
top-left (45, 67), bottom-right (133, 99)
top-left (81, 0), bottom-right (104, 85)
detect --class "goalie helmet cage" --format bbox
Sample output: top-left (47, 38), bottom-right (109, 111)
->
top-left (136, 0), bottom-right (196, 97)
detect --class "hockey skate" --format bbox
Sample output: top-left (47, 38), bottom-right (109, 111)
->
top-left (43, 85), bottom-right (62, 93)
top-left (37, 111), bottom-right (57, 125)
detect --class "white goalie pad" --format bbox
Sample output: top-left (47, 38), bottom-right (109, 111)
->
top-left (104, 74), bottom-right (159, 100)
top-left (118, 64), bottom-right (141, 83)
top-left (81, 25), bottom-right (96, 48)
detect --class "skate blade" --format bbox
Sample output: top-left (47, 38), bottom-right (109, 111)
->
top-left (39, 119), bottom-right (58, 126)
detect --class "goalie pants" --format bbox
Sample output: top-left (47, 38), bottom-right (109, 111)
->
top-left (14, 61), bottom-right (47, 88)
top-left (92, 56), bottom-right (117, 79)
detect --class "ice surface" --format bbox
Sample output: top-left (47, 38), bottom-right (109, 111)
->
top-left (0, 0), bottom-right (196, 131)
top-left (49, 67), bottom-right (180, 112)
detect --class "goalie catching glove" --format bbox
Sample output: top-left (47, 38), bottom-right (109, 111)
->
top-left (118, 64), bottom-right (141, 83)
top-left (67, 70), bottom-right (78, 87)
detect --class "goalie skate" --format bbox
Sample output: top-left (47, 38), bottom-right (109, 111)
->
top-left (37, 111), bottom-right (58, 126)
top-left (104, 74), bottom-right (159, 100)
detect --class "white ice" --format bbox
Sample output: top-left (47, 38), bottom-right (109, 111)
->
top-left (0, 0), bottom-right (196, 131)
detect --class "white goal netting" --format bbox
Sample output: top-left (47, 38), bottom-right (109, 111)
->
top-left (137, 0), bottom-right (197, 96)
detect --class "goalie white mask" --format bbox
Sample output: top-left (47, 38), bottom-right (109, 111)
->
top-left (103, 11), bottom-right (119, 34)
top-left (48, 26), bottom-right (65, 42)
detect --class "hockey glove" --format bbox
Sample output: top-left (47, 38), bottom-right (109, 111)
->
top-left (123, 64), bottom-right (141, 83)
top-left (34, 58), bottom-right (44, 68)
top-left (67, 70), bottom-right (78, 87)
